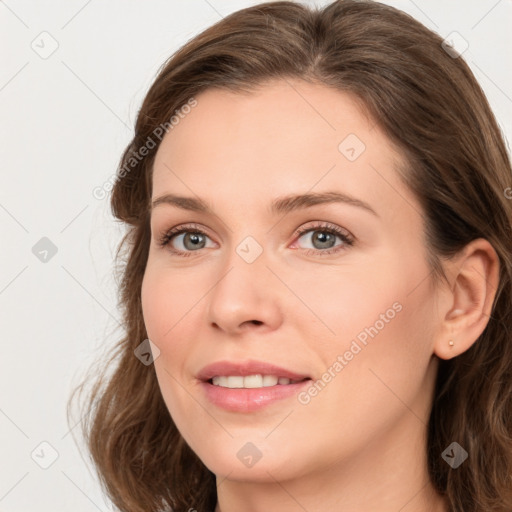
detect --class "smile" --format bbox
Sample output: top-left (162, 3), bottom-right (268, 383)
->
top-left (197, 359), bottom-right (313, 412)
top-left (211, 375), bottom-right (307, 388)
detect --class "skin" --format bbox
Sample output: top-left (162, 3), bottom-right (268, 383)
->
top-left (141, 78), bottom-right (499, 512)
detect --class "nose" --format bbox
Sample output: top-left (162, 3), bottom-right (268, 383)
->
top-left (206, 242), bottom-right (284, 335)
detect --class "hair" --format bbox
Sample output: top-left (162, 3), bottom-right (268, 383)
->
top-left (68, 1), bottom-right (512, 511)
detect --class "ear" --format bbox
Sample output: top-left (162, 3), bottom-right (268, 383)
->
top-left (433, 238), bottom-right (500, 360)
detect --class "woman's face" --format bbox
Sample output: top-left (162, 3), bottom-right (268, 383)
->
top-left (141, 79), bottom-right (443, 482)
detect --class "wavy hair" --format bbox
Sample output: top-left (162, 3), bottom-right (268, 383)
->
top-left (69, 1), bottom-right (512, 511)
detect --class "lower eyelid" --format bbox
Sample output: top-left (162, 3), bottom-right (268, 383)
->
top-left (160, 224), bottom-right (353, 255)
top-left (170, 231), bottom-right (215, 250)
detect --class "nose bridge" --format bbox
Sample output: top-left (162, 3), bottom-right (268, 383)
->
top-left (234, 234), bottom-right (266, 266)
top-left (206, 230), bottom-right (282, 332)
top-left (216, 231), bottom-right (270, 301)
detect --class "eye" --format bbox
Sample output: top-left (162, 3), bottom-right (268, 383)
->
top-left (157, 221), bottom-right (354, 257)
top-left (157, 223), bottom-right (215, 257)
top-left (292, 221), bottom-right (354, 256)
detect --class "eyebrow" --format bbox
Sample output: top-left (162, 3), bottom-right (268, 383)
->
top-left (151, 191), bottom-right (378, 217)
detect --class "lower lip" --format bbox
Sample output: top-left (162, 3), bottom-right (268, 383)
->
top-left (200, 379), bottom-right (312, 412)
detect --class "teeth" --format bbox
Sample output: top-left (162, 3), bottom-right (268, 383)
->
top-left (214, 376), bottom-right (228, 387)
top-left (262, 375), bottom-right (278, 386)
top-left (244, 374), bottom-right (263, 388)
top-left (211, 374), bottom-right (301, 388)
top-left (227, 376), bottom-right (244, 388)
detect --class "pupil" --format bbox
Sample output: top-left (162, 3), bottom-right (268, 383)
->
top-left (185, 233), bottom-right (205, 250)
top-left (181, 230), bottom-right (336, 251)
top-left (313, 231), bottom-right (334, 249)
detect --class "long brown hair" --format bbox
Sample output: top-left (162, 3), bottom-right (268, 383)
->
top-left (69, 1), bottom-right (512, 511)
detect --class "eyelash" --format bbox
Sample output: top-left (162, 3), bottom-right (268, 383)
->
top-left (157, 221), bottom-right (354, 258)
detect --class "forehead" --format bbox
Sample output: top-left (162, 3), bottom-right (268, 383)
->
top-left (151, 79), bottom-right (413, 217)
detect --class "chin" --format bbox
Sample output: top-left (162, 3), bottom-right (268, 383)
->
top-left (192, 440), bottom-right (305, 482)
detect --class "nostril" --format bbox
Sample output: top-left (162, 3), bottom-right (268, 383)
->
top-left (251, 320), bottom-right (263, 325)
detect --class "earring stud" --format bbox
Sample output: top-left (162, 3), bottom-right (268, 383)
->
top-left (448, 340), bottom-right (454, 347)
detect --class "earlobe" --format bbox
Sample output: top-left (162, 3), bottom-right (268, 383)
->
top-left (433, 238), bottom-right (500, 361)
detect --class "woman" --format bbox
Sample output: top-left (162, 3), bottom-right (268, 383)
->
top-left (71, 1), bottom-right (512, 511)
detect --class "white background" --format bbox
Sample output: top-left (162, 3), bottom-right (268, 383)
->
top-left (1, 1), bottom-right (511, 510)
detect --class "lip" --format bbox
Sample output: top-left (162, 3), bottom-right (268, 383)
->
top-left (197, 359), bottom-right (311, 382)
top-left (197, 359), bottom-right (312, 413)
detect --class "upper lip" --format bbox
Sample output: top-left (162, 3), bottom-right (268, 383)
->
top-left (197, 360), bottom-right (311, 382)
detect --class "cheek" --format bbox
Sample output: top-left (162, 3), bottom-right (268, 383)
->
top-left (141, 269), bottom-right (167, 343)
top-left (141, 261), bottom-right (208, 388)
top-left (289, 243), bottom-right (436, 398)
top-left (283, 254), bottom-right (408, 351)
top-left (141, 267), bottom-right (195, 422)
top-left (141, 259), bottom-right (202, 341)
top-left (140, 269), bottom-right (192, 388)
top-left (315, 243), bottom-right (433, 351)
top-left (290, 279), bottom-right (436, 455)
